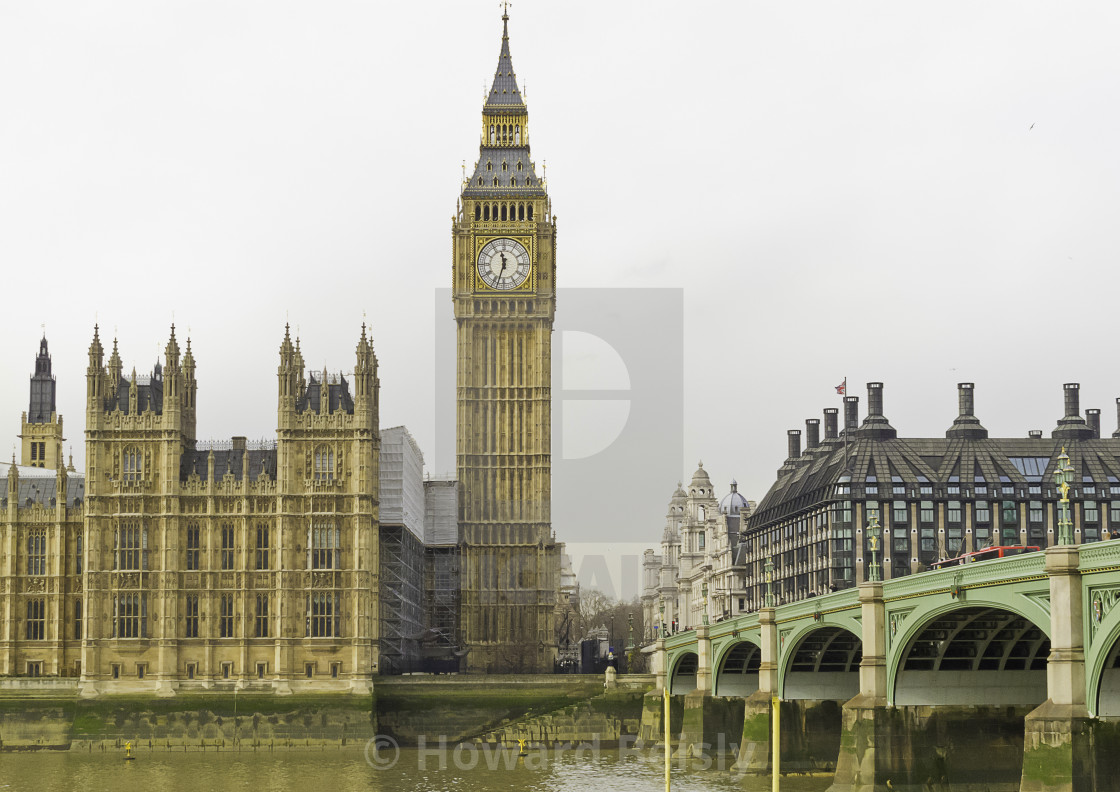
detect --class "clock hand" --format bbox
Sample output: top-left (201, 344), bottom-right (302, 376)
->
top-left (498, 253), bottom-right (508, 275)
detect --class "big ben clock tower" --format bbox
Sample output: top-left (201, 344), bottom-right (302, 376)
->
top-left (453, 8), bottom-right (559, 672)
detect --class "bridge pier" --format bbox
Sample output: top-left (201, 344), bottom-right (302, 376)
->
top-left (680, 624), bottom-right (743, 758)
top-left (736, 606), bottom-right (778, 772)
top-left (1021, 546), bottom-right (1094, 792)
top-left (830, 580), bottom-right (889, 792)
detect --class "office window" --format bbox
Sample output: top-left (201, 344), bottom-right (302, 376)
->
top-left (255, 526), bottom-right (270, 570)
top-left (26, 599), bottom-right (45, 640)
top-left (27, 529), bottom-right (46, 576)
top-left (919, 501), bottom-right (934, 524)
top-left (947, 501), bottom-right (962, 523)
top-left (185, 595), bottom-right (199, 638)
top-left (219, 594), bottom-right (234, 638)
top-left (892, 501), bottom-right (908, 524)
top-left (892, 528), bottom-right (908, 553)
top-left (186, 524), bottom-right (200, 570)
top-left (74, 599), bottom-right (82, 640)
top-left (1001, 501), bottom-right (1018, 525)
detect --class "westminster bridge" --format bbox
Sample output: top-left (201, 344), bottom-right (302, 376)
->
top-left (648, 542), bottom-right (1120, 791)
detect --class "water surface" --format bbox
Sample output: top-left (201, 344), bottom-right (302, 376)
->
top-left (0, 748), bottom-right (833, 792)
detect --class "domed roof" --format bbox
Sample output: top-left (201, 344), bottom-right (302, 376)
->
top-left (690, 461), bottom-right (712, 487)
top-left (719, 479), bottom-right (750, 516)
top-left (665, 481), bottom-right (687, 518)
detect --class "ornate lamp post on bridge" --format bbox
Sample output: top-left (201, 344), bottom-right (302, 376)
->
top-left (1054, 447), bottom-right (1074, 546)
top-left (764, 558), bottom-right (776, 607)
top-left (868, 512), bottom-right (883, 582)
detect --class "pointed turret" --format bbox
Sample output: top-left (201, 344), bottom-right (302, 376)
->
top-left (463, 9), bottom-right (547, 200)
top-left (484, 10), bottom-right (527, 113)
top-left (28, 334), bottom-right (57, 423)
top-left (164, 324), bottom-right (181, 374)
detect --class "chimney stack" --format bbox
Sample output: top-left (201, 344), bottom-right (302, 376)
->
top-left (1114, 397), bottom-right (1120, 439)
top-left (1053, 383), bottom-right (1093, 440)
top-left (1028, 430), bottom-right (1043, 439)
top-left (805, 418), bottom-right (820, 450)
top-left (860, 382), bottom-right (897, 439)
top-left (1064, 383), bottom-right (1080, 418)
top-left (946, 382), bottom-right (988, 439)
top-left (824, 408), bottom-right (839, 440)
top-left (843, 397), bottom-right (859, 434)
top-left (1086, 409), bottom-right (1101, 439)
top-left (787, 430), bottom-right (802, 460)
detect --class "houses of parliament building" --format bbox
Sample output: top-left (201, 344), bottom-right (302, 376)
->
top-left (0, 10), bottom-right (561, 692)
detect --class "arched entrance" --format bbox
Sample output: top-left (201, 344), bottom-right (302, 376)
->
top-left (894, 606), bottom-right (1049, 706)
top-left (714, 641), bottom-right (760, 697)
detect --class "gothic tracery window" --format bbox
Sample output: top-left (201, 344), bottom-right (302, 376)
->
top-left (314, 445), bottom-right (335, 482)
top-left (123, 447), bottom-right (142, 483)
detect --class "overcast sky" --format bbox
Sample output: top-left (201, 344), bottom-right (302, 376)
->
top-left (2, 2), bottom-right (1119, 571)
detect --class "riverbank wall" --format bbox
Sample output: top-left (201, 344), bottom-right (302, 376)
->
top-left (0, 675), bottom-right (649, 751)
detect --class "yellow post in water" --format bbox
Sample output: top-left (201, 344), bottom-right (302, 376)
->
top-left (663, 684), bottom-right (671, 792)
top-left (772, 696), bottom-right (780, 792)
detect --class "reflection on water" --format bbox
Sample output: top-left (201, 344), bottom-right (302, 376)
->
top-left (0, 748), bottom-right (833, 792)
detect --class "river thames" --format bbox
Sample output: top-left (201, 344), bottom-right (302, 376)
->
top-left (0, 748), bottom-right (833, 792)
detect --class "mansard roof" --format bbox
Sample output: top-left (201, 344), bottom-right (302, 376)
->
top-left (297, 373), bottom-right (354, 415)
top-left (1, 466), bottom-right (85, 508)
top-left (748, 382), bottom-right (1120, 530)
top-left (180, 446), bottom-right (277, 483)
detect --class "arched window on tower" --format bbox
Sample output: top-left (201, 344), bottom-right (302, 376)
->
top-left (527, 204), bottom-right (534, 221)
top-left (489, 125), bottom-right (495, 143)
top-left (474, 205), bottom-right (481, 221)
top-left (501, 204), bottom-right (507, 221)
top-left (483, 205), bottom-right (490, 221)
top-left (493, 178), bottom-right (499, 187)
top-left (313, 445), bottom-right (335, 482)
top-left (518, 203), bottom-right (525, 220)
top-left (123, 447), bottom-right (142, 483)
top-left (515, 125), bottom-right (521, 144)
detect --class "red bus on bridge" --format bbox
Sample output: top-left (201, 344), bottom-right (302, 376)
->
top-left (929, 545), bottom-right (1041, 570)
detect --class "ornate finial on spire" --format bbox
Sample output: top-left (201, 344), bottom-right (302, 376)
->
top-left (501, 0), bottom-right (511, 22)
top-left (93, 323), bottom-right (100, 341)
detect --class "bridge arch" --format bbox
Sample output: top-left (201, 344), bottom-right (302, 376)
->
top-left (892, 604), bottom-right (1049, 706)
top-left (669, 651), bottom-right (698, 695)
top-left (1089, 607), bottom-right (1120, 717)
top-left (781, 625), bottom-right (861, 701)
top-left (713, 640), bottom-right (761, 697)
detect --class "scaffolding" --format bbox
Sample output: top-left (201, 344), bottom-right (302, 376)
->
top-left (378, 524), bottom-right (425, 674)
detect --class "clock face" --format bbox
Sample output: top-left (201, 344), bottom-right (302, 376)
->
top-left (477, 238), bottom-right (531, 290)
